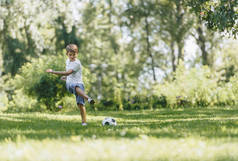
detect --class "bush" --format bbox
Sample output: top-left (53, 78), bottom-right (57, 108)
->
top-left (155, 64), bottom-right (221, 108)
top-left (5, 89), bottom-right (39, 112)
top-left (0, 91), bottom-right (8, 112)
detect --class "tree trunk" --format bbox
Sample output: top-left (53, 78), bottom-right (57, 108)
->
top-left (171, 42), bottom-right (176, 72)
top-left (196, 25), bottom-right (209, 66)
top-left (108, 0), bottom-right (120, 82)
top-left (145, 16), bottom-right (156, 81)
top-left (24, 18), bottom-right (37, 56)
top-left (175, 0), bottom-right (184, 66)
top-left (1, 3), bottom-right (10, 76)
top-left (177, 42), bottom-right (184, 66)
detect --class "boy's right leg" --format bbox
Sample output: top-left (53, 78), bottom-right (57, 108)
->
top-left (78, 104), bottom-right (87, 125)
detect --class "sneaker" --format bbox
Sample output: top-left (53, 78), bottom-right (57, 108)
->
top-left (82, 122), bottom-right (87, 126)
top-left (88, 97), bottom-right (95, 105)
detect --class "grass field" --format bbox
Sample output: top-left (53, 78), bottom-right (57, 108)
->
top-left (1, 107), bottom-right (238, 161)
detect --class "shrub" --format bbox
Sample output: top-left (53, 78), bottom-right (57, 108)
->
top-left (155, 63), bottom-right (220, 108)
top-left (0, 91), bottom-right (8, 112)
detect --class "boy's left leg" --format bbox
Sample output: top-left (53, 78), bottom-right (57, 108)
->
top-left (75, 87), bottom-right (89, 100)
top-left (78, 104), bottom-right (87, 125)
top-left (75, 87), bottom-right (95, 104)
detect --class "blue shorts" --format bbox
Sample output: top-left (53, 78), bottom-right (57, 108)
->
top-left (66, 83), bottom-right (85, 105)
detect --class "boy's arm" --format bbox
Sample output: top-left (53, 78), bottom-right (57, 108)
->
top-left (46, 69), bottom-right (73, 76)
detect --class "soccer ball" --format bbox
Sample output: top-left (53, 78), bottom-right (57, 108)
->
top-left (102, 117), bottom-right (117, 126)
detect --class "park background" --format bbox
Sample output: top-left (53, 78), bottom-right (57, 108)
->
top-left (1, 0), bottom-right (238, 161)
top-left (0, 0), bottom-right (238, 112)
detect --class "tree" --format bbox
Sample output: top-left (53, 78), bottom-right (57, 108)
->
top-left (155, 0), bottom-right (193, 72)
top-left (123, 0), bottom-right (164, 81)
top-left (186, 0), bottom-right (238, 37)
top-left (0, 0), bottom-right (82, 76)
top-left (191, 19), bottom-right (221, 67)
top-left (0, 0), bottom-right (54, 75)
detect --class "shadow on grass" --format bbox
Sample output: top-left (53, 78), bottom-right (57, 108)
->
top-left (85, 108), bottom-right (238, 120)
top-left (1, 108), bottom-right (238, 141)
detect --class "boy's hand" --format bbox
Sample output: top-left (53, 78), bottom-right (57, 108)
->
top-left (46, 69), bottom-right (53, 73)
top-left (60, 76), bottom-right (66, 81)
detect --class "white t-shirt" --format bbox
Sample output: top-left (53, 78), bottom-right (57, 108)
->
top-left (66, 59), bottom-right (83, 84)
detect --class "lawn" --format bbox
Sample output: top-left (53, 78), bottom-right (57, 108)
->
top-left (1, 107), bottom-right (238, 161)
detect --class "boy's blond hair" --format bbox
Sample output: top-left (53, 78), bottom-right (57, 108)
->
top-left (66, 44), bottom-right (78, 54)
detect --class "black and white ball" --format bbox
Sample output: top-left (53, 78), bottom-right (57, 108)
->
top-left (102, 117), bottom-right (117, 126)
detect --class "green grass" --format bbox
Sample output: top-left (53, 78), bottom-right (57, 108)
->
top-left (1, 107), bottom-right (238, 161)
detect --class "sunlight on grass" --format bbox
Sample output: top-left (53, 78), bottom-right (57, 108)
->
top-left (1, 108), bottom-right (238, 160)
top-left (0, 137), bottom-right (238, 161)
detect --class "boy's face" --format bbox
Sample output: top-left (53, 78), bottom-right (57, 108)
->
top-left (67, 52), bottom-right (77, 62)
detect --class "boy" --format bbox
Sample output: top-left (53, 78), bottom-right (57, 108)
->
top-left (46, 44), bottom-right (95, 126)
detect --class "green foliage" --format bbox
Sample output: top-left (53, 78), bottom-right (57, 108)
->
top-left (1, 0), bottom-right (238, 112)
top-left (0, 92), bottom-right (8, 112)
top-left (223, 75), bottom-right (238, 105)
top-left (5, 89), bottom-right (39, 112)
top-left (93, 94), bottom-right (166, 111)
top-left (92, 59), bottom-right (238, 110)
top-left (54, 17), bottom-right (83, 53)
top-left (218, 43), bottom-right (238, 82)
top-left (0, 0), bottom-right (83, 76)
top-left (12, 55), bottom-right (66, 110)
top-left (155, 63), bottom-right (221, 107)
top-left (187, 0), bottom-right (238, 36)
top-left (154, 61), bottom-right (238, 108)
top-left (2, 36), bottom-right (28, 75)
